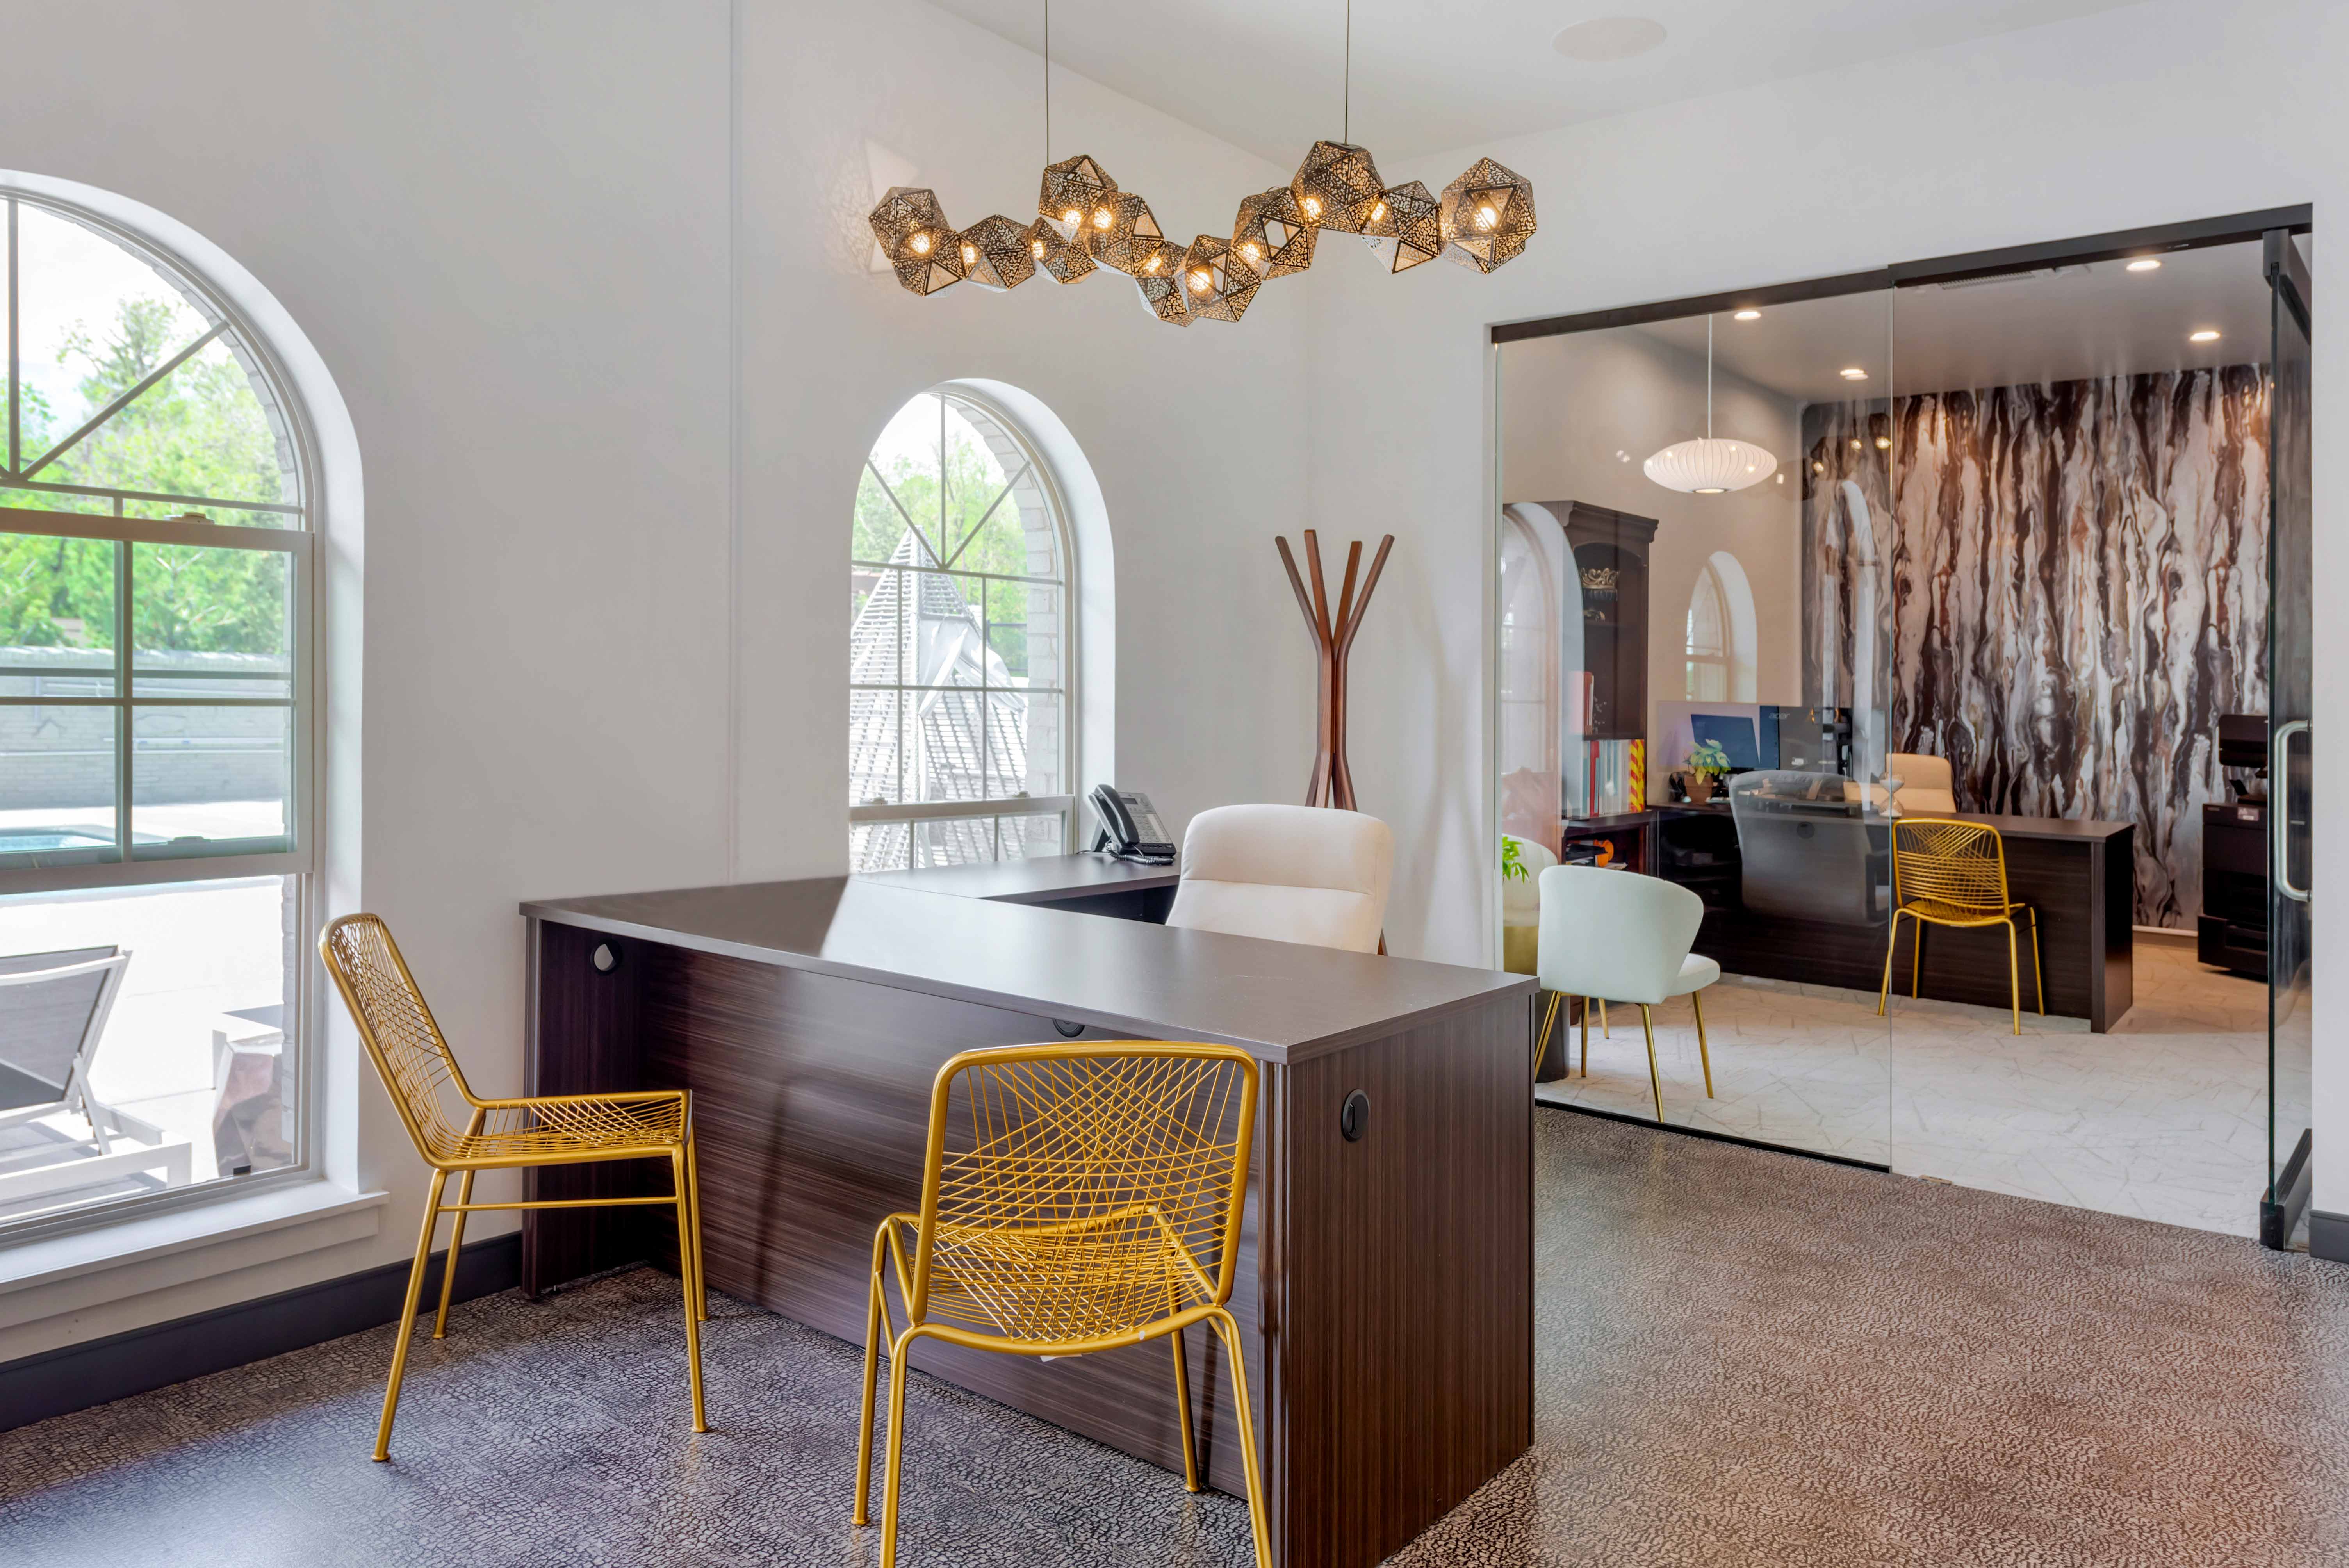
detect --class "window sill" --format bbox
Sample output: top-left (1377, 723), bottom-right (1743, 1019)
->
top-left (0, 1178), bottom-right (387, 1338)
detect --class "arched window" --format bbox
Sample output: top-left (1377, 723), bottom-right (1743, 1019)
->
top-left (1685, 550), bottom-right (1757, 702)
top-left (0, 184), bottom-right (329, 1229)
top-left (850, 390), bottom-right (1075, 870)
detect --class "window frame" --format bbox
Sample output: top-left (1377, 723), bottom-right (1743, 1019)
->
top-left (1684, 556), bottom-right (1731, 702)
top-left (847, 387), bottom-right (1081, 868)
top-left (0, 188), bottom-right (323, 1242)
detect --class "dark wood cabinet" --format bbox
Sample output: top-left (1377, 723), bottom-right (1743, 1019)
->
top-left (1560, 501), bottom-right (1657, 742)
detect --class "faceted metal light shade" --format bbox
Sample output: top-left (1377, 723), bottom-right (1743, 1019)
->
top-left (1438, 158), bottom-right (1537, 274)
top-left (1361, 180), bottom-right (1442, 274)
top-left (959, 214), bottom-right (1036, 291)
top-left (868, 186), bottom-right (966, 296)
top-left (1038, 154), bottom-right (1117, 237)
top-left (1232, 187), bottom-right (1316, 280)
top-left (1025, 216), bottom-right (1096, 285)
top-left (1129, 236), bottom-right (1194, 326)
top-left (1180, 235), bottom-right (1260, 323)
top-left (1289, 140), bottom-right (1385, 234)
top-left (1081, 191), bottom-right (1165, 276)
top-left (1643, 437), bottom-right (1779, 494)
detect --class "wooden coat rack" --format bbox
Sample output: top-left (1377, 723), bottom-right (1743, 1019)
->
top-left (1275, 529), bottom-right (1395, 811)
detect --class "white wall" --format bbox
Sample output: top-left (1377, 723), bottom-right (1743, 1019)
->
top-left (1499, 329), bottom-right (1804, 743)
top-left (1303, 0), bottom-right (2349, 1202)
top-left (0, 0), bottom-right (1312, 1359)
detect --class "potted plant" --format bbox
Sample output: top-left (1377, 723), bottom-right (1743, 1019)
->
top-left (1684, 738), bottom-right (1732, 801)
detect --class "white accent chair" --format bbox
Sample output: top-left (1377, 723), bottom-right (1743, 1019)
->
top-left (1533, 867), bottom-right (1718, 1119)
top-left (1886, 752), bottom-right (1957, 815)
top-left (1166, 805), bottom-right (1393, 954)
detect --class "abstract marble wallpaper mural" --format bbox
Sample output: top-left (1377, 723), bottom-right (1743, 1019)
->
top-left (1804, 367), bottom-right (2270, 927)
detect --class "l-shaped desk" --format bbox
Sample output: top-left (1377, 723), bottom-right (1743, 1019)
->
top-left (520, 854), bottom-right (1537, 1568)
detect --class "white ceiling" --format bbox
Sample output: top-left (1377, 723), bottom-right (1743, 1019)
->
top-left (1623, 238), bottom-right (2282, 403)
top-left (928, 0), bottom-right (2148, 165)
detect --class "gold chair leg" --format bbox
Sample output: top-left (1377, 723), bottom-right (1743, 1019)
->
top-left (853, 1231), bottom-right (891, 1527)
top-left (1209, 1308), bottom-right (1274, 1568)
top-left (1533, 992), bottom-right (1562, 1085)
top-left (2005, 919), bottom-right (2021, 1035)
top-left (2030, 909), bottom-right (2045, 1015)
top-left (684, 1133), bottom-right (709, 1321)
top-left (1169, 1326), bottom-right (1201, 1493)
top-left (431, 1168), bottom-right (474, 1339)
top-left (1599, 998), bottom-right (1610, 1037)
top-left (879, 1326), bottom-right (927, 1568)
top-left (1878, 910), bottom-right (1902, 1016)
top-left (1691, 990), bottom-right (1714, 1098)
top-left (1911, 917), bottom-right (1925, 998)
top-left (1579, 996), bottom-right (1590, 1077)
top-left (1639, 1005), bottom-right (1664, 1121)
top-left (672, 1152), bottom-right (709, 1433)
top-left (374, 1168), bottom-right (447, 1461)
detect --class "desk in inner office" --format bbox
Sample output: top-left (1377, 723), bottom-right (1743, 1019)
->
top-left (1657, 805), bottom-right (2135, 1032)
top-left (519, 854), bottom-right (1536, 1568)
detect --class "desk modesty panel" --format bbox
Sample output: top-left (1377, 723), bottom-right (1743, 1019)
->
top-left (520, 862), bottom-right (1537, 1568)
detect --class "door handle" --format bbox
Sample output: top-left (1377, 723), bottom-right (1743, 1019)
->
top-left (2273, 719), bottom-right (2310, 904)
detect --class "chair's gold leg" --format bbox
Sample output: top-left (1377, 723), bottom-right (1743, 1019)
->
top-left (1579, 996), bottom-right (1590, 1076)
top-left (1879, 909), bottom-right (1902, 1016)
top-left (1169, 1326), bottom-right (1201, 1493)
top-left (854, 1245), bottom-right (887, 1526)
top-left (1911, 917), bottom-right (1925, 998)
top-left (1691, 990), bottom-right (1714, 1098)
top-left (684, 1133), bottom-right (709, 1322)
top-left (1533, 991), bottom-right (1562, 1085)
top-left (2006, 919), bottom-right (2021, 1036)
top-left (1209, 1309), bottom-right (1273, 1568)
top-left (1640, 1005), bottom-right (1664, 1121)
top-left (374, 1168), bottom-right (447, 1461)
top-left (431, 1168), bottom-right (474, 1340)
top-left (879, 1326), bottom-right (924, 1568)
top-left (2030, 909), bottom-right (2045, 1015)
top-left (672, 1152), bottom-right (708, 1433)
top-left (1599, 998), bottom-right (1610, 1037)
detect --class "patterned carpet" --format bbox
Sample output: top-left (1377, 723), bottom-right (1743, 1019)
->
top-left (7, 1110), bottom-right (2349, 1566)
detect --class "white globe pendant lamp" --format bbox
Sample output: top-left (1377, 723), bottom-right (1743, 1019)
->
top-left (1645, 315), bottom-right (1778, 494)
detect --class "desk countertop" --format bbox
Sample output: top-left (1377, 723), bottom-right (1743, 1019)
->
top-left (854, 851), bottom-right (1180, 903)
top-left (1656, 803), bottom-right (2132, 842)
top-left (522, 875), bottom-right (1533, 1065)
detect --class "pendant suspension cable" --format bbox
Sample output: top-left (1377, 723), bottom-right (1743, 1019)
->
top-left (1706, 315), bottom-right (1715, 438)
top-left (1343, 0), bottom-right (1352, 144)
top-left (1043, 0), bottom-right (1050, 159)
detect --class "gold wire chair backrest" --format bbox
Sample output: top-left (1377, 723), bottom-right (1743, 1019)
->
top-left (320, 914), bottom-right (481, 1164)
top-left (1890, 818), bottom-right (2012, 913)
top-left (907, 1042), bottom-right (1258, 1345)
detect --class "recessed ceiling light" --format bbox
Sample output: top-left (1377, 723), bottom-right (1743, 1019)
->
top-left (2189, 329), bottom-right (2221, 343)
top-left (1733, 308), bottom-right (1761, 321)
top-left (1840, 367), bottom-right (1868, 380)
top-left (1875, 436), bottom-right (1892, 450)
top-left (1552, 16), bottom-right (1668, 62)
top-left (2126, 258), bottom-right (2163, 272)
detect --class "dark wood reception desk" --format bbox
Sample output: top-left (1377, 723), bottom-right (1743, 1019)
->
top-left (519, 858), bottom-right (1536, 1568)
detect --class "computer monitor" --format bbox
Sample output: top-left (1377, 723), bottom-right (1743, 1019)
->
top-left (1691, 713), bottom-right (1761, 771)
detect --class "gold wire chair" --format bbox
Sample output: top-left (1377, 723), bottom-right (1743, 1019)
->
top-left (318, 914), bottom-right (708, 1460)
top-left (1877, 818), bottom-right (2044, 1034)
top-left (852, 1041), bottom-right (1270, 1568)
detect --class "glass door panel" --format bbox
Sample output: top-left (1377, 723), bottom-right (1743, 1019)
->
top-left (2263, 228), bottom-right (2313, 1248)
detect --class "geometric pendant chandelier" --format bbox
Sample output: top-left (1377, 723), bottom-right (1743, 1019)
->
top-left (867, 1), bottom-right (1537, 327)
top-left (1644, 315), bottom-right (1778, 494)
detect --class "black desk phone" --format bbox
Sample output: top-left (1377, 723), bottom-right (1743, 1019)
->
top-left (1088, 785), bottom-right (1176, 864)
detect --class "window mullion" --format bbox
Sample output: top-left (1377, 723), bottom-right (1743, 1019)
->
top-left (113, 536), bottom-right (132, 863)
top-left (7, 198), bottom-right (16, 476)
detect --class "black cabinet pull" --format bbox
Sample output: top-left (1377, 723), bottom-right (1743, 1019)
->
top-left (1340, 1089), bottom-right (1370, 1142)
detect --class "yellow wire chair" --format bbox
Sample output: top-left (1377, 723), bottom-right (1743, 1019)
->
top-left (318, 914), bottom-right (709, 1461)
top-left (852, 1041), bottom-right (1271, 1568)
top-left (1876, 818), bottom-right (2044, 1034)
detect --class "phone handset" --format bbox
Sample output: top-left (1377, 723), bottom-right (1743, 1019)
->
top-left (1088, 785), bottom-right (1176, 864)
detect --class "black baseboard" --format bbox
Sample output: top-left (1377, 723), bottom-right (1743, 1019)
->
top-left (0, 1230), bottom-right (522, 1433)
top-left (1537, 1098), bottom-right (1893, 1173)
top-left (2309, 1209), bottom-right (2349, 1266)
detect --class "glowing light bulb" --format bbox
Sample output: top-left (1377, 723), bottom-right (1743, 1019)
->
top-left (1733, 308), bottom-right (1761, 321)
top-left (1093, 207), bottom-right (1112, 229)
top-left (2189, 329), bottom-right (2221, 343)
top-left (960, 242), bottom-right (977, 265)
top-left (1875, 436), bottom-right (1892, 450)
top-left (1301, 195), bottom-right (1322, 218)
top-left (1144, 253), bottom-right (1162, 273)
top-left (1063, 208), bottom-right (1081, 225)
top-left (1839, 367), bottom-right (1868, 380)
top-left (1369, 200), bottom-right (1387, 223)
top-left (1243, 242), bottom-right (1260, 260)
top-left (1474, 204), bottom-right (1498, 230)
top-left (2126, 258), bottom-right (2162, 272)
top-left (909, 232), bottom-right (932, 255)
top-left (1189, 268), bottom-right (1212, 293)
top-left (1031, 239), bottom-right (1045, 257)
top-left (1812, 461), bottom-right (1825, 473)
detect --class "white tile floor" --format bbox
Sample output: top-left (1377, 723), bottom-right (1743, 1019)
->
top-left (1535, 939), bottom-right (2278, 1238)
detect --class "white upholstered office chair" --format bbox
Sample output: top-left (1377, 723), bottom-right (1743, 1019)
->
top-left (1533, 867), bottom-right (1717, 1119)
top-left (1166, 805), bottom-right (1393, 954)
top-left (1886, 752), bottom-right (1957, 814)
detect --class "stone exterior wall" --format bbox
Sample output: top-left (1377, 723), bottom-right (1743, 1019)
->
top-left (0, 647), bottom-right (288, 809)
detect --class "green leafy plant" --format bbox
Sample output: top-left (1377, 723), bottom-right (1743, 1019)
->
top-left (1686, 739), bottom-right (1732, 775)
top-left (1501, 836), bottom-right (1529, 882)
